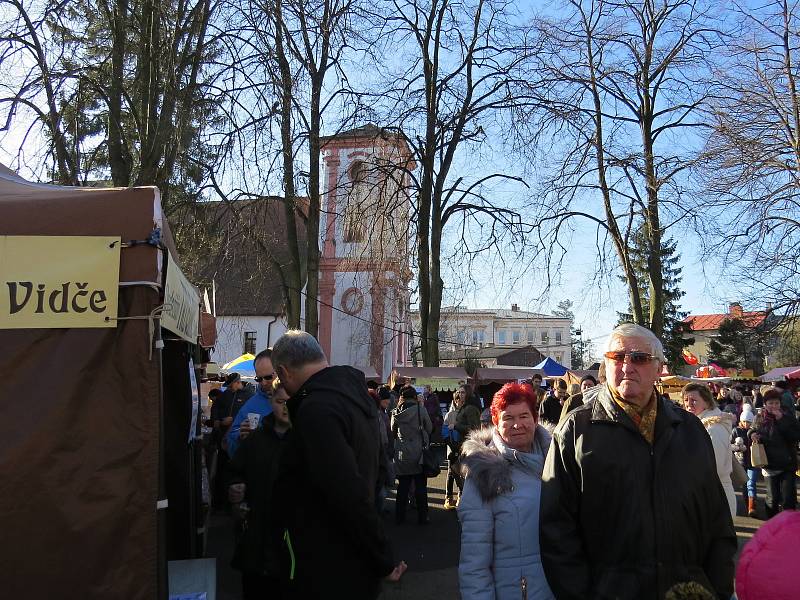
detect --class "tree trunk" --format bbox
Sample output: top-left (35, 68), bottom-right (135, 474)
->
top-left (108, 0), bottom-right (132, 187)
top-left (275, 0), bottom-right (303, 328)
top-left (586, 26), bottom-right (645, 325)
top-left (304, 78), bottom-right (322, 338)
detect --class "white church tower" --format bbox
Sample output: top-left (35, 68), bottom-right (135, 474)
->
top-left (317, 124), bottom-right (414, 379)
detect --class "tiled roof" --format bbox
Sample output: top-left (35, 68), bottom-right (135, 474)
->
top-left (682, 312), bottom-right (767, 331)
top-left (169, 198), bottom-right (307, 317)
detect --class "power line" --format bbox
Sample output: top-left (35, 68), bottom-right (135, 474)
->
top-left (283, 283), bottom-right (575, 353)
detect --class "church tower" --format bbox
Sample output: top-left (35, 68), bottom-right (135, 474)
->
top-left (318, 124), bottom-right (414, 379)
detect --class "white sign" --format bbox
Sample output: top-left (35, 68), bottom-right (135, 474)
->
top-left (162, 253), bottom-right (200, 343)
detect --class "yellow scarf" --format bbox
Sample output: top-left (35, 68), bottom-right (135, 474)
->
top-left (610, 385), bottom-right (658, 445)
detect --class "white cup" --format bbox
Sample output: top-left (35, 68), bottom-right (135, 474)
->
top-left (247, 412), bottom-right (260, 429)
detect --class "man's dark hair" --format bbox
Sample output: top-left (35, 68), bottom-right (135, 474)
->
top-left (580, 375), bottom-right (598, 386)
top-left (774, 380), bottom-right (789, 390)
top-left (400, 385), bottom-right (418, 400)
top-left (378, 386), bottom-right (392, 400)
top-left (763, 388), bottom-right (784, 403)
top-left (556, 378), bottom-right (568, 390)
top-left (367, 380), bottom-right (379, 390)
top-left (208, 388), bottom-right (223, 400)
top-left (254, 348), bottom-right (273, 364)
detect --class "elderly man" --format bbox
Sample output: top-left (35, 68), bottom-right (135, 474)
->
top-left (271, 330), bottom-right (406, 599)
top-left (540, 323), bottom-right (736, 600)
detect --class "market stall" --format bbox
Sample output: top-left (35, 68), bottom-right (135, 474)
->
top-left (762, 365), bottom-right (800, 382)
top-left (389, 366), bottom-right (468, 391)
top-left (0, 168), bottom-right (204, 599)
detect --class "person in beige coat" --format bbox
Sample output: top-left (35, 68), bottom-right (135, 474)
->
top-left (683, 383), bottom-right (737, 517)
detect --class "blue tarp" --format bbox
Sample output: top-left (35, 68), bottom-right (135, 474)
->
top-left (533, 357), bottom-right (568, 376)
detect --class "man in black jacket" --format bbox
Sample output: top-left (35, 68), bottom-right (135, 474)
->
top-left (271, 330), bottom-right (406, 599)
top-left (540, 323), bottom-right (736, 600)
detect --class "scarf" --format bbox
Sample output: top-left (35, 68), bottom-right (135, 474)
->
top-left (610, 384), bottom-right (658, 445)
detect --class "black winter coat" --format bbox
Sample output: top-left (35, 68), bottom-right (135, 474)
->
top-left (538, 395), bottom-right (562, 426)
top-left (748, 410), bottom-right (800, 471)
top-left (274, 366), bottom-right (394, 599)
top-left (227, 415), bottom-right (289, 575)
top-left (540, 385), bottom-right (737, 600)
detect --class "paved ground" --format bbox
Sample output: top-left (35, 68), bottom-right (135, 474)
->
top-left (206, 457), bottom-right (780, 600)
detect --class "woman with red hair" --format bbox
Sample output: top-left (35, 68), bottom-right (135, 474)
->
top-left (457, 383), bottom-right (554, 599)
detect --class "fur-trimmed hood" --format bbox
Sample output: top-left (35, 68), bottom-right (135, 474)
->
top-left (459, 425), bottom-right (551, 502)
top-left (699, 407), bottom-right (736, 435)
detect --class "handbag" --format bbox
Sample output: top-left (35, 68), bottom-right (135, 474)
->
top-left (750, 441), bottom-right (768, 468)
top-left (731, 453), bottom-right (747, 488)
top-left (418, 405), bottom-right (441, 478)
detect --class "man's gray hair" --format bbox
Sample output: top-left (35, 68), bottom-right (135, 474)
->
top-left (271, 330), bottom-right (326, 371)
top-left (605, 323), bottom-right (666, 363)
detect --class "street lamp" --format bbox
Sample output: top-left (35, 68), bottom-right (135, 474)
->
top-left (575, 328), bottom-right (584, 370)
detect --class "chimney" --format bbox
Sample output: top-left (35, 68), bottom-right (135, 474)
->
top-left (729, 302), bottom-right (743, 318)
top-left (511, 303), bottom-right (519, 312)
top-left (766, 302), bottom-right (773, 312)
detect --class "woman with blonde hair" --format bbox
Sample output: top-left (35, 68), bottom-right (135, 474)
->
top-left (682, 383), bottom-right (736, 517)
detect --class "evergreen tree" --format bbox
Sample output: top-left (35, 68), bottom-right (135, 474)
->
top-left (617, 226), bottom-right (693, 372)
top-left (707, 318), bottom-right (766, 374)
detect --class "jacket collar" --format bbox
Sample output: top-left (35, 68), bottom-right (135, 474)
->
top-left (592, 384), bottom-right (682, 439)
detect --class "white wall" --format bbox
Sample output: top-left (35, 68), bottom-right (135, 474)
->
top-left (213, 315), bottom-right (288, 365)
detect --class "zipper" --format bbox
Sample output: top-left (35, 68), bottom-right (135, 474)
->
top-left (284, 529), bottom-right (296, 580)
top-left (650, 444), bottom-right (660, 594)
top-left (521, 575), bottom-right (528, 600)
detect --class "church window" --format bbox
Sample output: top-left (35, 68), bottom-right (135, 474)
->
top-left (344, 161), bottom-right (368, 242)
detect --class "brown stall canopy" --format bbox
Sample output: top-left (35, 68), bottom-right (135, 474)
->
top-left (472, 367), bottom-right (544, 385)
top-left (0, 169), bottom-right (172, 599)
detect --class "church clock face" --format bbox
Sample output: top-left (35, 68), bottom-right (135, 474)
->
top-left (341, 288), bottom-right (365, 315)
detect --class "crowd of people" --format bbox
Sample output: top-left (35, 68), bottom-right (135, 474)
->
top-left (203, 324), bottom-right (799, 600)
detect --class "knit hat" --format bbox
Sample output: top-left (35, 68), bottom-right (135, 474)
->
top-left (736, 510), bottom-right (800, 600)
top-left (740, 404), bottom-right (755, 423)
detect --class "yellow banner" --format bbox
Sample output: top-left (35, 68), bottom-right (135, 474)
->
top-left (162, 252), bottom-right (200, 343)
top-left (0, 236), bottom-right (120, 329)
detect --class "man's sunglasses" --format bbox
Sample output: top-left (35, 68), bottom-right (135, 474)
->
top-left (604, 351), bottom-right (656, 364)
top-left (255, 373), bottom-right (276, 383)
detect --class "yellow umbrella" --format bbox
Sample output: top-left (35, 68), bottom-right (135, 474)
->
top-left (222, 353), bottom-right (255, 371)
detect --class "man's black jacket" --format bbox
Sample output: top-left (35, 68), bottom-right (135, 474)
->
top-left (540, 385), bottom-right (737, 600)
top-left (274, 365), bottom-right (394, 599)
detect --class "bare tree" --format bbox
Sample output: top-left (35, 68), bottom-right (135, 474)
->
top-left (372, 0), bottom-right (530, 366)
top-left (700, 0), bottom-right (800, 319)
top-left (198, 0), bottom-right (365, 333)
top-left (517, 0), bottom-right (721, 337)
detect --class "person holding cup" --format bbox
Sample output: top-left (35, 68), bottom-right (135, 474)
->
top-left (749, 387), bottom-right (800, 518)
top-left (227, 378), bottom-right (292, 599)
top-left (226, 348), bottom-right (276, 457)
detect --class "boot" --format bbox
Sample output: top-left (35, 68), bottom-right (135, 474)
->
top-left (747, 497), bottom-right (757, 518)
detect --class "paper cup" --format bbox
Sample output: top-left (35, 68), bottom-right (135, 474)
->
top-left (247, 413), bottom-right (260, 429)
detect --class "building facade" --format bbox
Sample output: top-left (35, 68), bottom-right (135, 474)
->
top-left (412, 304), bottom-right (573, 366)
top-left (316, 125), bottom-right (414, 379)
top-left (194, 125), bottom-right (413, 379)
